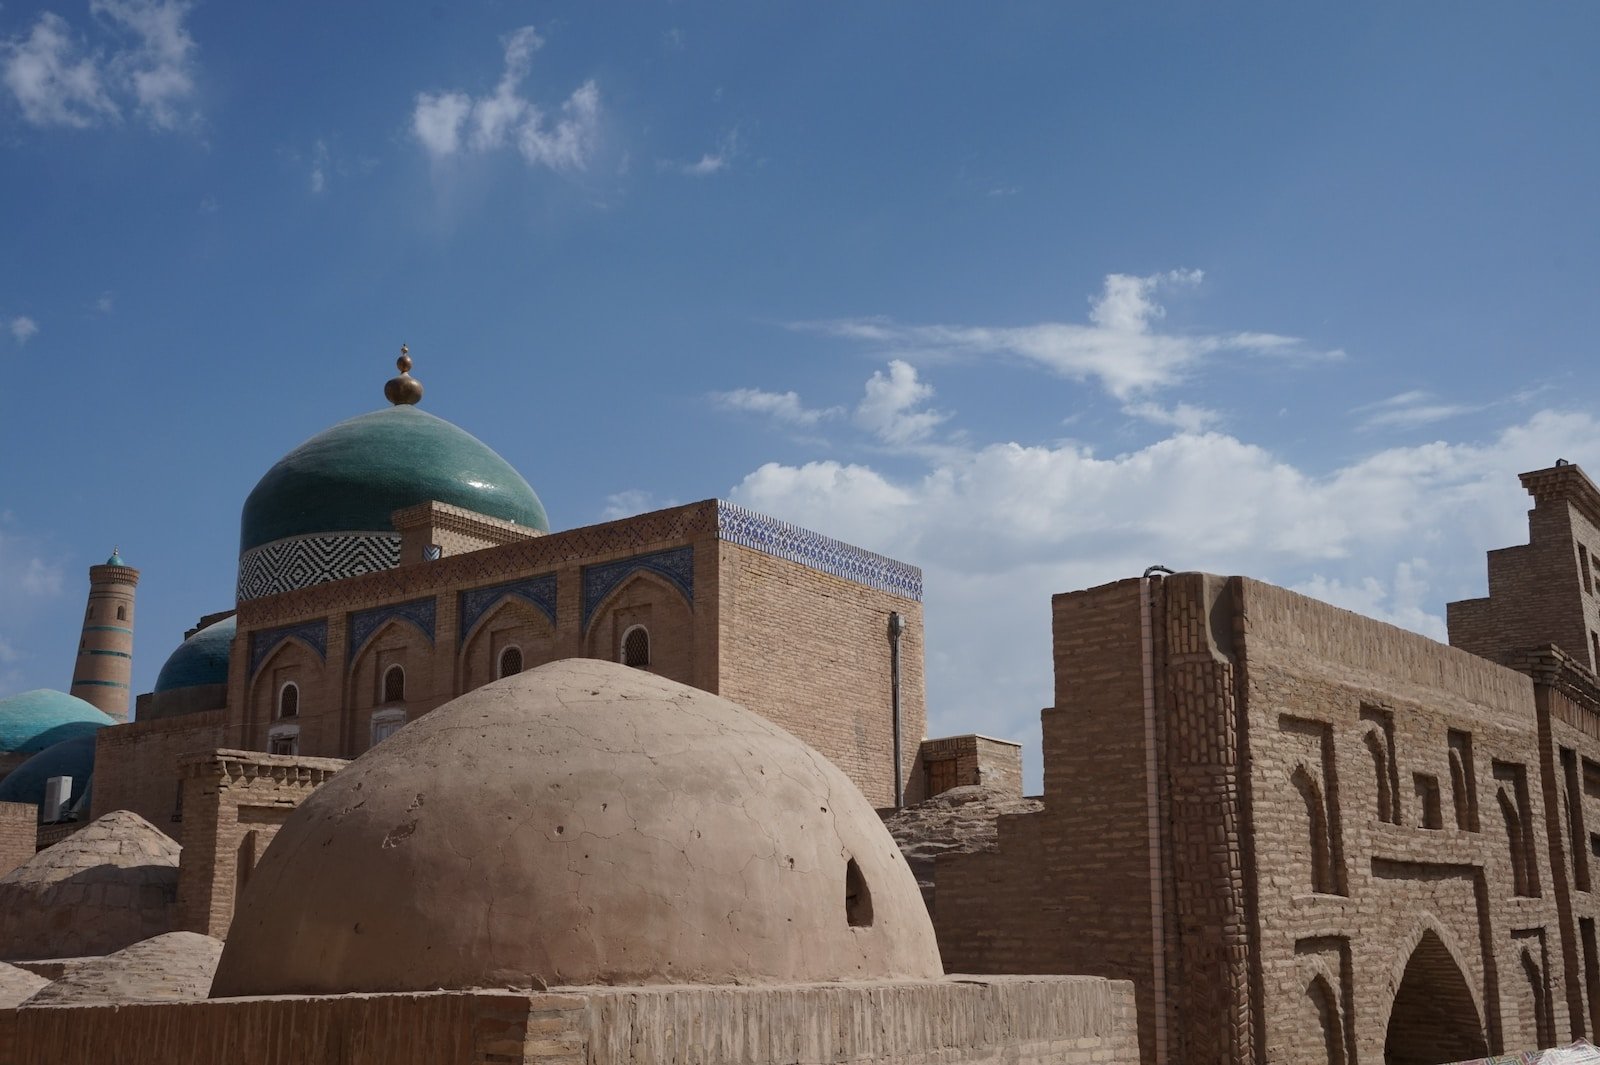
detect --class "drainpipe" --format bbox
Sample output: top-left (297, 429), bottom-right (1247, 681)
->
top-left (889, 611), bottom-right (906, 808)
top-left (1141, 565), bottom-right (1174, 1065)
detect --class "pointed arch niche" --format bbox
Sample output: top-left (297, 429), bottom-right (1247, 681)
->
top-left (460, 596), bottom-right (556, 693)
top-left (247, 636), bottom-right (324, 753)
top-left (583, 571), bottom-right (694, 686)
top-left (347, 617), bottom-right (433, 755)
top-left (1383, 927), bottom-right (1489, 1065)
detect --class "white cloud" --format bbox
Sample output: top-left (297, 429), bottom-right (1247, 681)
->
top-left (8, 316), bottom-right (39, 343)
top-left (712, 387), bottom-right (841, 428)
top-left (798, 270), bottom-right (1338, 401)
top-left (1122, 400), bottom-right (1221, 433)
top-left (1354, 389), bottom-right (1483, 431)
top-left (94, 0), bottom-right (197, 130)
top-left (855, 360), bottom-right (949, 446)
top-left (599, 490), bottom-right (678, 522)
top-left (309, 139), bottom-right (329, 194)
top-left (18, 557), bottom-right (62, 597)
top-left (95, 293), bottom-right (113, 314)
top-left (412, 26), bottom-right (601, 172)
top-left (1, 12), bottom-right (115, 126)
top-left (0, 1), bottom-right (197, 131)
top-left (667, 130), bottom-right (739, 177)
top-left (727, 358), bottom-right (1600, 787)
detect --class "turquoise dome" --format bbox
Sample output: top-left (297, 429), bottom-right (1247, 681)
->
top-left (239, 406), bottom-right (548, 553)
top-left (154, 616), bottom-right (236, 693)
top-left (0, 734), bottom-right (96, 808)
top-left (105, 549), bottom-right (126, 567)
top-left (0, 690), bottom-right (114, 757)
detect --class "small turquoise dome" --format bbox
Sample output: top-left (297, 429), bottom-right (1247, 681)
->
top-left (239, 406), bottom-right (548, 553)
top-left (0, 690), bottom-right (114, 757)
top-left (154, 616), bottom-right (236, 693)
top-left (105, 549), bottom-right (126, 567)
top-left (0, 734), bottom-right (97, 808)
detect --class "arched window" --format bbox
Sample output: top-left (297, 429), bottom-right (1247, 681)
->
top-left (116, 605), bottom-right (126, 621)
top-left (383, 665), bottom-right (405, 704)
top-left (621, 625), bottom-right (650, 668)
top-left (278, 682), bottom-right (299, 719)
top-left (498, 646), bottom-right (523, 679)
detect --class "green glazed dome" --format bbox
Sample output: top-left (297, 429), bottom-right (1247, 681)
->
top-left (154, 616), bottom-right (236, 693)
top-left (239, 406), bottom-right (548, 554)
top-left (0, 734), bottom-right (97, 807)
top-left (0, 690), bottom-right (114, 757)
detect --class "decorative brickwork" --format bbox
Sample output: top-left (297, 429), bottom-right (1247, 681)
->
top-left (174, 749), bottom-right (348, 939)
top-left (933, 568), bottom-right (1594, 1065)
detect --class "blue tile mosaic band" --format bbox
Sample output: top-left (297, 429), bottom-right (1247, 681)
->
top-left (348, 597), bottom-right (437, 662)
top-left (249, 619), bottom-right (329, 676)
top-left (459, 574), bottom-right (558, 645)
top-left (715, 501), bottom-right (922, 601)
top-left (582, 546), bottom-right (695, 630)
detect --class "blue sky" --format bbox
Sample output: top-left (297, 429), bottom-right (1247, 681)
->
top-left (2, 3), bottom-right (1597, 789)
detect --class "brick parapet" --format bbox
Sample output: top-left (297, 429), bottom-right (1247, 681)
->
top-left (0, 977), bottom-right (1138, 1065)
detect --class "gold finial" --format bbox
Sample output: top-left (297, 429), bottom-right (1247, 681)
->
top-left (384, 344), bottom-right (423, 405)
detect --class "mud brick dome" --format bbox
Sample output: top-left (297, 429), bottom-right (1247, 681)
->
top-left (211, 659), bottom-right (942, 996)
top-left (235, 359), bottom-right (548, 601)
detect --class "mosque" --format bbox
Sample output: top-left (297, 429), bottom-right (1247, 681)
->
top-left (3, 347), bottom-right (1600, 1065)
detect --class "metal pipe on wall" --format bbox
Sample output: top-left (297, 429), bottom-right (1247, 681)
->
top-left (889, 611), bottom-right (905, 808)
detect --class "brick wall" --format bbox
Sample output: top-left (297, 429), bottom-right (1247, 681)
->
top-left (175, 750), bottom-right (348, 938)
top-left (0, 977), bottom-right (1139, 1065)
top-left (937, 577), bottom-right (1157, 1057)
top-left (933, 570), bottom-right (1600, 1065)
top-left (715, 542), bottom-right (925, 809)
top-left (910, 735), bottom-right (1024, 802)
top-left (0, 802), bottom-right (34, 877)
top-left (91, 710), bottom-right (231, 834)
top-left (1450, 464), bottom-right (1600, 674)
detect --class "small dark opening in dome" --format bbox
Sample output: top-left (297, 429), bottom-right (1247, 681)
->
top-left (845, 857), bottom-right (873, 927)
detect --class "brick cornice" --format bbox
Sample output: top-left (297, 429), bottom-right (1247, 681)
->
top-left (1520, 463), bottom-right (1600, 530)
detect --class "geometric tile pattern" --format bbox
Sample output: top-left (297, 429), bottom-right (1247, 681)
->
top-left (582, 546), bottom-right (695, 631)
top-left (348, 597), bottom-right (437, 663)
top-left (716, 500), bottom-right (922, 601)
top-left (458, 573), bottom-right (558, 646)
top-left (249, 619), bottom-right (329, 677)
top-left (237, 532), bottom-right (402, 602)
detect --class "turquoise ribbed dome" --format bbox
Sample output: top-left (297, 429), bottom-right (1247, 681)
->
top-left (0, 734), bottom-right (97, 808)
top-left (0, 690), bottom-right (113, 757)
top-left (239, 406), bottom-right (548, 553)
top-left (154, 616), bottom-right (236, 693)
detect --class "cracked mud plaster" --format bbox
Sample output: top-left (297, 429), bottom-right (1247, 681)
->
top-left (211, 659), bottom-right (942, 997)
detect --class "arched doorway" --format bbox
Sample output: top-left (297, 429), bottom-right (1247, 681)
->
top-left (1385, 929), bottom-right (1489, 1065)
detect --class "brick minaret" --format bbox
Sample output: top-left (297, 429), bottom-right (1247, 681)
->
top-left (71, 549), bottom-right (139, 722)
